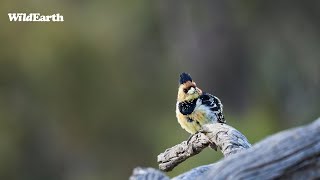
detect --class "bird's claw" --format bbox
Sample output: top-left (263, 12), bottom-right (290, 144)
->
top-left (186, 131), bottom-right (201, 145)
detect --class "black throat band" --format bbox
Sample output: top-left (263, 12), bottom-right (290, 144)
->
top-left (178, 98), bottom-right (198, 115)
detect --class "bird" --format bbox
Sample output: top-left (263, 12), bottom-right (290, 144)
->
top-left (176, 72), bottom-right (226, 135)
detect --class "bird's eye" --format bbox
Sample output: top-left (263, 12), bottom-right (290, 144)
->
top-left (183, 89), bottom-right (188, 93)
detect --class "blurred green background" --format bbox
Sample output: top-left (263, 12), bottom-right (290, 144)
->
top-left (1, 1), bottom-right (320, 179)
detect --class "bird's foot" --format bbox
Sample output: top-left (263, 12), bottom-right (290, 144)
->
top-left (187, 129), bottom-right (217, 151)
top-left (186, 131), bottom-right (200, 145)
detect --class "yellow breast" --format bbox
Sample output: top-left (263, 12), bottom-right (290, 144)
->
top-left (176, 109), bottom-right (210, 134)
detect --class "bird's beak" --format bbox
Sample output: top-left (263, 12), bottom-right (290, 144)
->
top-left (187, 87), bottom-right (196, 94)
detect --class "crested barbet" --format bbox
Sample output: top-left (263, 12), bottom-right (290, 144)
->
top-left (176, 72), bottom-right (226, 135)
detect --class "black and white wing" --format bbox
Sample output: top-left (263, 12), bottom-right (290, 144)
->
top-left (199, 92), bottom-right (226, 123)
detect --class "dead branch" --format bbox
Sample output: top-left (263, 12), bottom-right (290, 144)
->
top-left (130, 117), bottom-right (320, 180)
top-left (157, 123), bottom-right (251, 171)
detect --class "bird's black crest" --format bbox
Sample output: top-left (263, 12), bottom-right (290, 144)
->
top-left (179, 72), bottom-right (193, 84)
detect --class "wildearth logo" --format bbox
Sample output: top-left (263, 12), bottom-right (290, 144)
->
top-left (8, 13), bottom-right (64, 22)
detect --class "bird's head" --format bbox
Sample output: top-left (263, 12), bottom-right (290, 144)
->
top-left (177, 72), bottom-right (202, 102)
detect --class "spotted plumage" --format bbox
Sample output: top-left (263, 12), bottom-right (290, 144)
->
top-left (178, 99), bottom-right (197, 115)
top-left (176, 73), bottom-right (226, 134)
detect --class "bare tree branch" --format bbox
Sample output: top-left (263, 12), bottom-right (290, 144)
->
top-left (129, 167), bottom-right (169, 180)
top-left (157, 123), bottom-right (251, 171)
top-left (130, 118), bottom-right (320, 180)
top-left (157, 133), bottom-right (210, 172)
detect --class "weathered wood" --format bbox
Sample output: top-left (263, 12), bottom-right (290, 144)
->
top-left (129, 167), bottom-right (169, 180)
top-left (130, 118), bottom-right (320, 180)
top-left (203, 117), bottom-right (320, 180)
top-left (157, 133), bottom-right (210, 172)
top-left (157, 123), bottom-right (251, 171)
